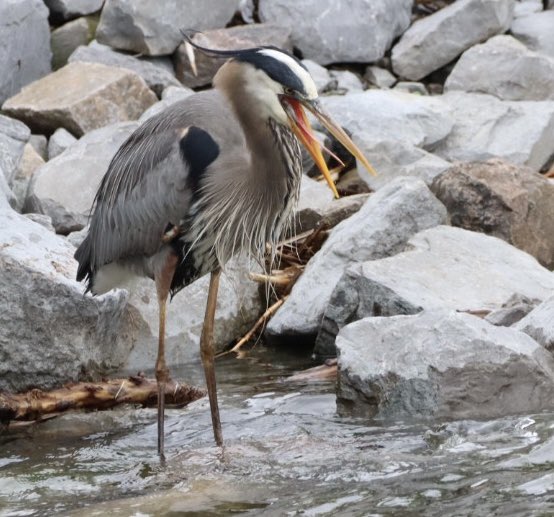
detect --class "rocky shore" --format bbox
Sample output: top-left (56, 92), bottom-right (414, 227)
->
top-left (1, 0), bottom-right (554, 424)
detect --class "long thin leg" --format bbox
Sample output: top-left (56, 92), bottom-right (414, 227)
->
top-left (201, 268), bottom-right (223, 446)
top-left (155, 254), bottom-right (177, 460)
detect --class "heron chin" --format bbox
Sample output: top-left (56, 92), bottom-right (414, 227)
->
top-left (74, 39), bottom-right (375, 459)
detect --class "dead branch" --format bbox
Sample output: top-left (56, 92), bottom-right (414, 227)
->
top-left (0, 376), bottom-right (206, 424)
top-left (285, 359), bottom-right (338, 383)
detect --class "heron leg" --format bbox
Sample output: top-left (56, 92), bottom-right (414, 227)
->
top-left (155, 254), bottom-right (177, 460)
top-left (201, 268), bottom-right (223, 447)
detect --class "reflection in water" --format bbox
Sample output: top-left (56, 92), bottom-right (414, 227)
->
top-left (1, 347), bottom-right (554, 516)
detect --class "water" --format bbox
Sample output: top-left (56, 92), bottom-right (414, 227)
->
top-left (1, 347), bottom-right (554, 516)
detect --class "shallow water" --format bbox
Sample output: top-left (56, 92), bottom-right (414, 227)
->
top-left (1, 347), bottom-right (554, 516)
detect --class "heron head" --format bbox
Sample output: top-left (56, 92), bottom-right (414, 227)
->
top-left (184, 36), bottom-right (376, 198)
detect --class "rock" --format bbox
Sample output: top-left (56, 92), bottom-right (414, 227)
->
top-left (318, 193), bottom-right (370, 229)
top-left (139, 88), bottom-right (195, 122)
top-left (0, 209), bottom-right (133, 392)
top-left (391, 0), bottom-right (515, 80)
top-left (302, 60), bottom-right (335, 93)
top-left (511, 11), bottom-right (554, 57)
top-left (43, 0), bottom-right (104, 22)
top-left (23, 213), bottom-right (55, 232)
top-left (69, 41), bottom-right (181, 97)
top-left (239, 0), bottom-right (256, 23)
top-left (445, 35), bottom-right (554, 101)
top-left (364, 66), bottom-right (397, 89)
top-left (260, 0), bottom-right (411, 65)
top-left (29, 134), bottom-right (48, 161)
top-left (431, 159), bottom-right (554, 268)
top-left (12, 143), bottom-right (46, 211)
top-left (266, 177), bottom-right (447, 342)
top-left (320, 90), bottom-right (453, 150)
top-left (433, 91), bottom-right (554, 170)
top-left (294, 176), bottom-right (335, 233)
top-left (336, 310), bottom-right (554, 420)
top-left (485, 294), bottom-right (539, 326)
top-left (0, 169), bottom-right (17, 210)
top-left (514, 0), bottom-right (543, 17)
top-left (66, 225), bottom-right (89, 248)
top-left (96, 0), bottom-right (240, 56)
top-left (329, 70), bottom-right (364, 93)
top-left (358, 139), bottom-right (451, 190)
top-left (26, 122), bottom-right (138, 234)
top-left (316, 226), bottom-right (554, 356)
top-left (0, 115), bottom-right (31, 183)
top-left (124, 257), bottom-right (263, 369)
top-left (0, 0), bottom-right (51, 105)
top-left (394, 82), bottom-right (429, 95)
top-left (51, 17), bottom-right (97, 70)
top-left (514, 296), bottom-right (554, 352)
top-left (2, 62), bottom-right (157, 137)
top-left (175, 25), bottom-right (293, 88)
top-left (48, 127), bottom-right (78, 160)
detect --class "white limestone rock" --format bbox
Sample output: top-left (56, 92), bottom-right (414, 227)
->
top-left (511, 11), bottom-right (554, 57)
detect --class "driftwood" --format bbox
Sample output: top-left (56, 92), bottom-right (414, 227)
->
top-left (0, 376), bottom-right (206, 424)
top-left (286, 359), bottom-right (338, 383)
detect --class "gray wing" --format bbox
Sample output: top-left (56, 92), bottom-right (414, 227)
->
top-left (74, 90), bottom-right (243, 289)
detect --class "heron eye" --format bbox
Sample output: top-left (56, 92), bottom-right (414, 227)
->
top-left (283, 87), bottom-right (295, 96)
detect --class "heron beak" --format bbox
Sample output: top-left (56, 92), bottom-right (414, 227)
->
top-left (303, 99), bottom-right (377, 179)
top-left (283, 97), bottom-right (340, 198)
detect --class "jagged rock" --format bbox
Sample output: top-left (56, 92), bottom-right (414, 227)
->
top-left (96, 0), bottom-right (240, 56)
top-left (514, 296), bottom-right (554, 352)
top-left (28, 135), bottom-right (48, 161)
top-left (69, 41), bottom-right (181, 96)
top-left (318, 194), bottom-right (370, 229)
top-left (392, 0), bottom-right (515, 80)
top-left (294, 176), bottom-right (334, 233)
top-left (445, 36), bottom-right (554, 101)
top-left (357, 139), bottom-right (451, 190)
top-left (26, 122), bottom-right (138, 233)
top-left (329, 70), bottom-right (364, 92)
top-left (485, 294), bottom-right (539, 326)
top-left (266, 177), bottom-right (447, 342)
top-left (175, 25), bottom-right (292, 88)
top-left (0, 0), bottom-right (51, 105)
top-left (259, 0), bottom-right (412, 65)
top-left (12, 143), bottom-right (45, 211)
top-left (0, 115), bottom-right (30, 183)
top-left (2, 62), bottom-right (157, 137)
top-left (336, 310), bottom-right (554, 420)
top-left (364, 66), bottom-right (397, 89)
top-left (302, 60), bottom-right (335, 93)
top-left (123, 257), bottom-right (263, 369)
top-left (511, 11), bottom-right (554, 57)
top-left (316, 226), bottom-right (554, 356)
top-left (514, 0), bottom-right (543, 17)
top-left (23, 213), bottom-right (55, 232)
top-left (139, 88), bottom-right (195, 122)
top-left (433, 92), bottom-right (554, 170)
top-left (43, 0), bottom-right (104, 22)
top-left (0, 208), bottom-right (133, 392)
top-left (321, 90), bottom-right (453, 150)
top-left (51, 17), bottom-right (96, 70)
top-left (431, 159), bottom-right (554, 268)
top-left (48, 127), bottom-right (77, 160)
top-left (0, 169), bottom-right (17, 210)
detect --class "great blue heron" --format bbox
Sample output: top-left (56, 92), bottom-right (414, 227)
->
top-left (74, 39), bottom-right (374, 458)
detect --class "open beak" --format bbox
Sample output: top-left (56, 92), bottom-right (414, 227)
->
top-left (282, 97), bottom-right (376, 199)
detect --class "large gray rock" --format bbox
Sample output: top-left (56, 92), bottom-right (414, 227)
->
top-left (433, 91), bottom-right (554, 170)
top-left (124, 257), bottom-right (263, 370)
top-left (51, 17), bottom-right (97, 70)
top-left (43, 0), bottom-right (104, 22)
top-left (26, 122), bottom-right (138, 233)
top-left (365, 66), bottom-right (397, 89)
top-left (302, 60), bottom-right (335, 93)
top-left (294, 176), bottom-right (334, 233)
top-left (138, 87), bottom-right (195, 122)
top-left (175, 25), bottom-right (292, 88)
top-left (391, 0), bottom-right (515, 80)
top-left (514, 296), bottom-right (554, 352)
top-left (48, 127), bottom-right (77, 160)
top-left (266, 177), bottom-right (447, 342)
top-left (96, 0), bottom-right (240, 56)
top-left (445, 35), bottom-right (554, 101)
top-left (69, 41), bottom-right (181, 97)
top-left (513, 0), bottom-right (543, 17)
top-left (431, 159), bottom-right (554, 269)
top-left (0, 115), bottom-right (31, 183)
top-left (259, 0), bottom-right (412, 65)
top-left (336, 310), bottom-right (554, 420)
top-left (0, 169), bottom-right (17, 210)
top-left (0, 0), bottom-right (51, 105)
top-left (11, 143), bottom-right (45, 211)
top-left (317, 226), bottom-right (554, 356)
top-left (321, 90), bottom-right (453, 150)
top-left (0, 208), bottom-right (133, 392)
top-left (2, 62), bottom-right (157, 137)
top-left (511, 11), bottom-right (554, 57)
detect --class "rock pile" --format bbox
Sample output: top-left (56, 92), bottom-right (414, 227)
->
top-left (1, 0), bottom-right (553, 423)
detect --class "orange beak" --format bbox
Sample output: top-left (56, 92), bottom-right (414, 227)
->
top-left (283, 97), bottom-right (376, 199)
